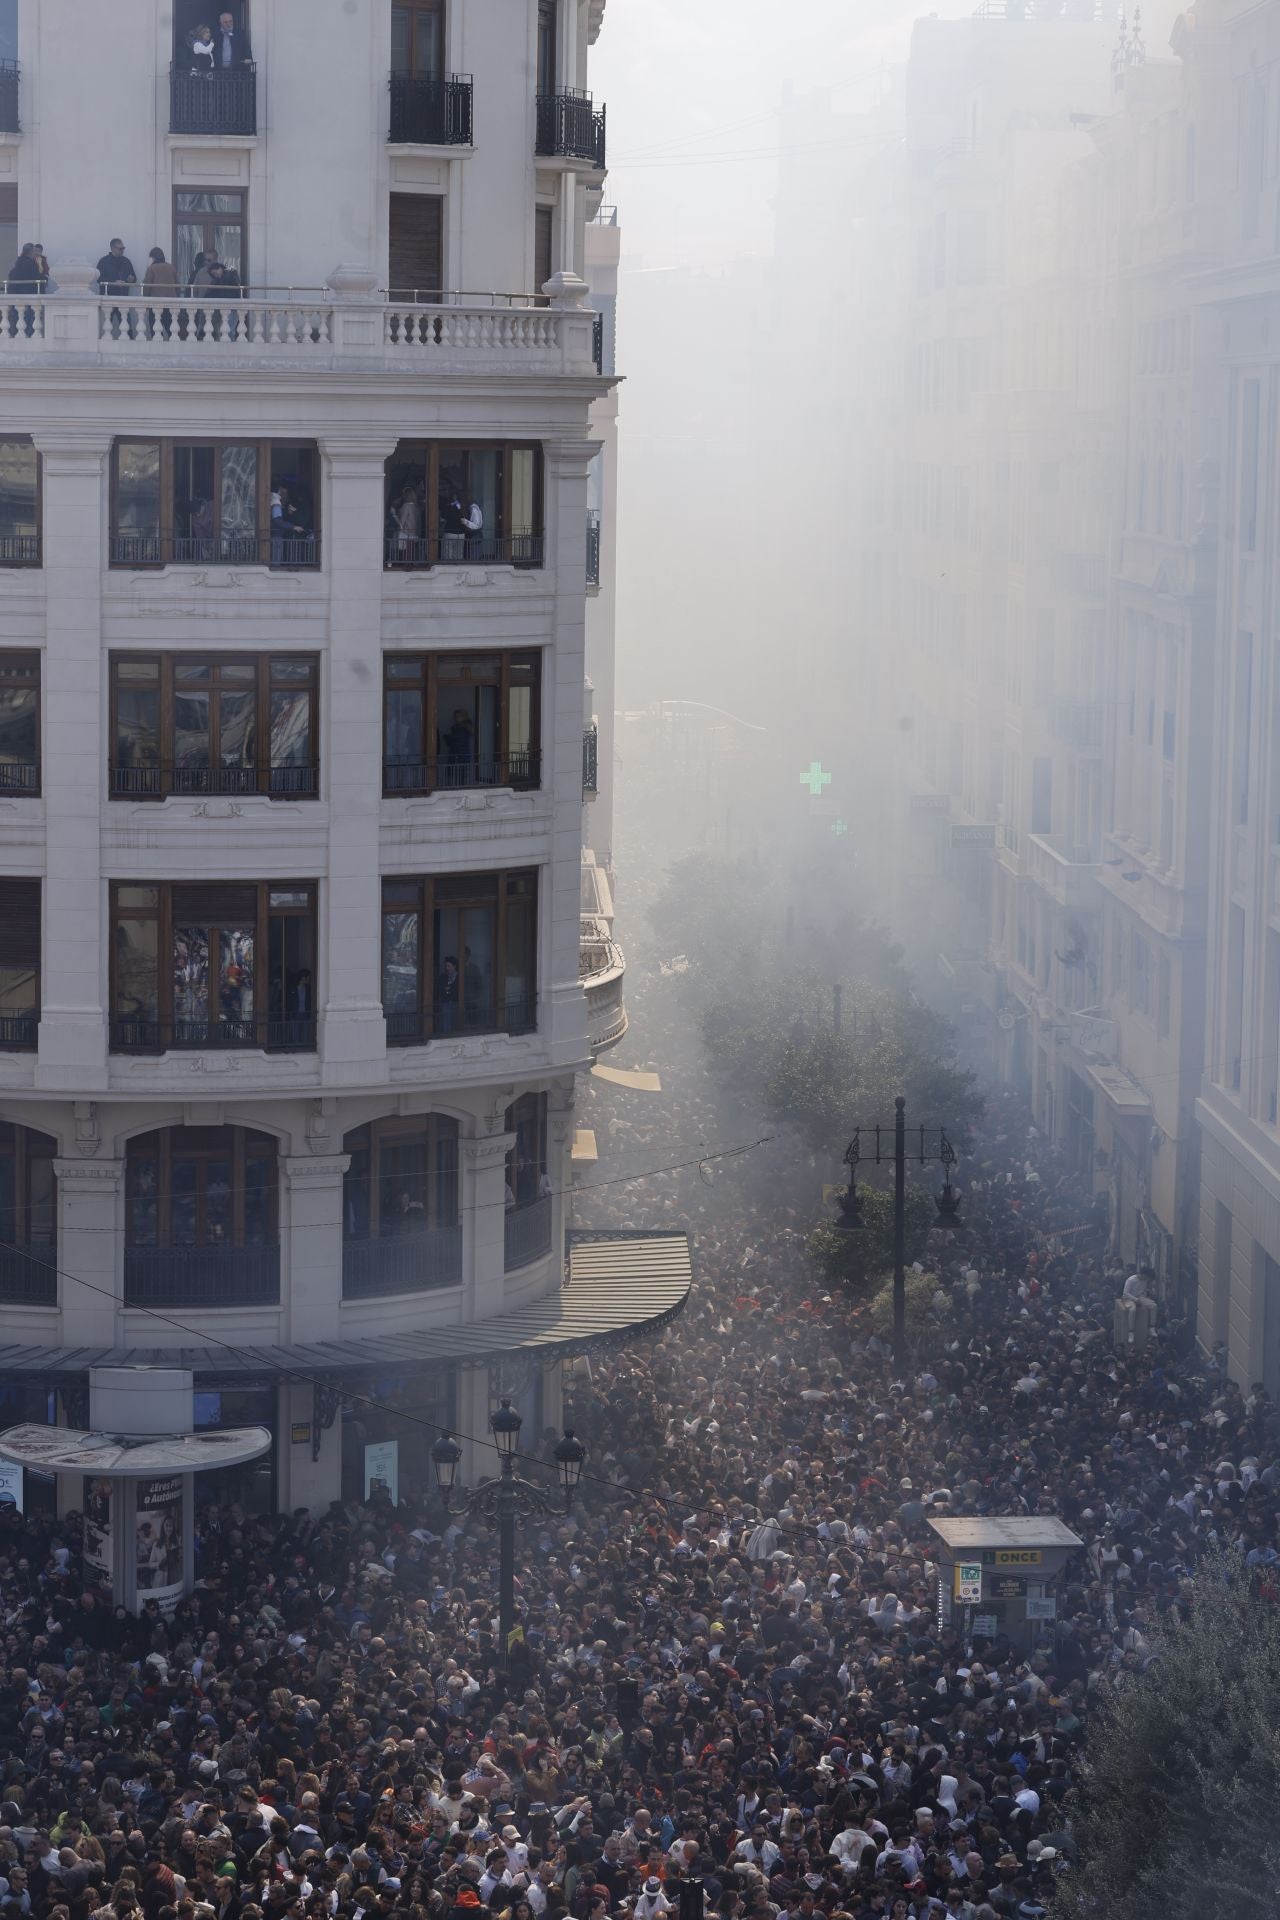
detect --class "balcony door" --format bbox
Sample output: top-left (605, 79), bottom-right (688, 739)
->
top-left (389, 192), bottom-right (443, 302)
top-left (537, 0), bottom-right (557, 94)
top-left (174, 190), bottom-right (247, 286)
top-left (392, 0), bottom-right (444, 81)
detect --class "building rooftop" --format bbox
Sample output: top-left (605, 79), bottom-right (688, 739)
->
top-left (928, 1517), bottom-right (1084, 1549)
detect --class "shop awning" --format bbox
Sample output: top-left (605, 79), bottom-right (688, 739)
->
top-left (0, 1232), bottom-right (693, 1379)
top-left (1085, 1061), bottom-right (1153, 1115)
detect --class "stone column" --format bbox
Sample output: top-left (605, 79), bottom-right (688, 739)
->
top-left (33, 433), bottom-right (112, 1089)
top-left (544, 439), bottom-right (599, 1063)
top-left (461, 1129), bottom-right (515, 1322)
top-left (317, 434), bottom-right (399, 1081)
top-left (53, 1159), bottom-right (124, 1350)
top-left (547, 1077), bottom-right (575, 1271)
top-left (282, 1155), bottom-right (350, 1346)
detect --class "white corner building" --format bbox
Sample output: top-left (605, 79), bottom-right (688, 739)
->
top-left (0, 0), bottom-right (689, 1514)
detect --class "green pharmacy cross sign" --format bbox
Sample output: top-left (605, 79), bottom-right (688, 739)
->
top-left (801, 760), bottom-right (832, 797)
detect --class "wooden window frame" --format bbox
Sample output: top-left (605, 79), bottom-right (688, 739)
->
top-left (505, 1090), bottom-right (548, 1203)
top-left (380, 867), bottom-right (538, 1046)
top-left (383, 439), bottom-right (544, 569)
top-left (125, 1125), bottom-right (278, 1253)
top-left (342, 1113), bottom-right (459, 1239)
top-left (109, 439), bottom-right (320, 569)
top-left (0, 1122), bottom-right (57, 1247)
top-left (172, 185), bottom-right (248, 285)
top-left (109, 880), bottom-right (317, 1054)
top-left (0, 651), bottom-right (40, 794)
top-left (391, 0), bottom-right (445, 79)
top-left (382, 648), bottom-right (541, 796)
top-left (109, 652), bottom-right (319, 800)
top-left (0, 438), bottom-right (42, 568)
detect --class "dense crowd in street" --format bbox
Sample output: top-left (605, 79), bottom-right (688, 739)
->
top-left (0, 821), bottom-right (1278, 1920)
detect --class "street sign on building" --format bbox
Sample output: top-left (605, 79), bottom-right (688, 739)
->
top-left (951, 823), bottom-right (997, 848)
top-left (955, 1562), bottom-right (983, 1603)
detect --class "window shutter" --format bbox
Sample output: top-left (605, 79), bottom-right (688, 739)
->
top-left (390, 193), bottom-right (443, 301)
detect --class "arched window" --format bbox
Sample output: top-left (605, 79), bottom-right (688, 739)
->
top-left (0, 1122), bottom-right (56, 1304)
top-left (124, 1125), bottom-right (278, 1307)
top-left (342, 1114), bottom-right (460, 1297)
top-left (504, 1092), bottom-right (552, 1269)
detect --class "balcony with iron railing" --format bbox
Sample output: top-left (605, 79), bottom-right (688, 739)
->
top-left (0, 763), bottom-right (38, 796)
top-left (0, 281), bottom-right (600, 378)
top-left (591, 312), bottom-right (604, 373)
top-left (124, 1242), bottom-right (280, 1309)
top-left (342, 1226), bottom-right (463, 1299)
top-left (389, 71), bottom-right (473, 144)
top-left (110, 532), bottom-right (319, 571)
top-left (586, 510), bottom-right (601, 587)
top-left (383, 750), bottom-right (540, 797)
top-left (111, 764), bottom-right (319, 801)
top-left (583, 722), bottom-right (599, 797)
top-left (581, 920), bottom-right (626, 1055)
top-left (0, 1242), bottom-right (56, 1307)
top-left (536, 91), bottom-right (607, 167)
top-left (0, 60), bottom-right (19, 134)
top-left (384, 532), bottom-right (544, 570)
top-left (169, 63), bottom-right (257, 136)
top-left (110, 1016), bottom-right (317, 1055)
top-left (385, 999), bottom-right (535, 1047)
top-left (0, 1011), bottom-right (39, 1051)
top-left (505, 1194), bottom-right (553, 1271)
top-left (0, 535), bottom-right (39, 568)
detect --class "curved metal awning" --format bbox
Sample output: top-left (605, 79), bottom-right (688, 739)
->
top-left (0, 1232), bottom-right (692, 1379)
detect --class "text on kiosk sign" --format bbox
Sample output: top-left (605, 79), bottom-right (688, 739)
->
top-left (992, 1548), bottom-right (1043, 1566)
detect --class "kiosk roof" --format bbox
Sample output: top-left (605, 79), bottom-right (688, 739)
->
top-left (928, 1516), bottom-right (1083, 1550)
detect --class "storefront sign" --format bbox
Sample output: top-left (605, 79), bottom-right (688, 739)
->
top-left (291, 1423), bottom-right (312, 1445)
top-left (1025, 1597), bottom-right (1058, 1621)
top-left (135, 1476), bottom-right (184, 1615)
top-left (973, 1614), bottom-right (998, 1638)
top-left (955, 1562), bottom-right (983, 1603)
top-left (993, 1577), bottom-right (1027, 1599)
top-left (364, 1440), bottom-right (399, 1505)
top-left (951, 824), bottom-right (997, 848)
top-left (995, 1549), bottom-right (1043, 1566)
top-left (0, 1464), bottom-right (23, 1513)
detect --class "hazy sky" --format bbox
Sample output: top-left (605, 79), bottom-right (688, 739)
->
top-left (593, 0), bottom-right (977, 272)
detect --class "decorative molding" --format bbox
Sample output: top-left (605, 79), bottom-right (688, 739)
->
top-left (462, 1131), bottom-right (516, 1173)
top-left (73, 1101), bottom-right (101, 1157)
top-left (283, 1154), bottom-right (351, 1188)
top-left (190, 799), bottom-right (245, 819)
top-left (53, 1158), bottom-right (124, 1185)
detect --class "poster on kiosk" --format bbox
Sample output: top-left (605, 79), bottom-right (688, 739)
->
top-left (364, 1440), bottom-right (399, 1505)
top-left (135, 1476), bottom-right (185, 1613)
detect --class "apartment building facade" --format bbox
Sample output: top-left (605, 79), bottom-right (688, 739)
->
top-left (0, 0), bottom-right (687, 1514)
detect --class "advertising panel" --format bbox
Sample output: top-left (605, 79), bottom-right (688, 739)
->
top-left (135, 1476), bottom-right (184, 1612)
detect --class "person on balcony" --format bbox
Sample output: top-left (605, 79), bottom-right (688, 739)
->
top-left (96, 239), bottom-right (137, 297)
top-left (143, 248), bottom-right (180, 296)
top-left (189, 24), bottom-right (217, 75)
top-left (5, 243), bottom-right (45, 339)
top-left (217, 10), bottom-right (253, 65)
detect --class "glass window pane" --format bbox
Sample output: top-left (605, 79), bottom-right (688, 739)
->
top-left (0, 964), bottom-right (35, 1012)
top-left (174, 925), bottom-right (210, 1030)
top-left (506, 885), bottom-right (535, 1026)
top-left (212, 223), bottom-right (244, 276)
top-left (462, 905), bottom-right (495, 1029)
top-left (173, 446), bottom-right (216, 556)
top-left (0, 683), bottom-right (37, 772)
top-left (218, 689), bottom-right (256, 769)
top-left (220, 446), bottom-right (258, 555)
top-left (220, 927), bottom-right (254, 1029)
top-left (115, 688), bottom-right (160, 776)
top-left (115, 918), bottom-right (158, 1019)
top-left (271, 657), bottom-right (313, 685)
top-left (118, 886), bottom-right (160, 910)
top-left (386, 690), bottom-right (422, 770)
top-left (116, 443), bottom-right (162, 543)
top-left (27, 1152), bottom-right (54, 1244)
top-left (170, 1153), bottom-right (198, 1245)
top-left (510, 448), bottom-right (536, 539)
top-left (382, 912), bottom-right (420, 1012)
top-left (205, 1158), bottom-right (233, 1243)
top-left (0, 442), bottom-right (38, 547)
top-left (344, 1143), bottom-right (370, 1238)
top-left (382, 1141), bottom-right (429, 1234)
top-left (174, 688), bottom-right (210, 769)
top-left (126, 1152), bottom-right (159, 1247)
top-left (269, 689), bottom-right (310, 769)
top-left (269, 912), bottom-right (313, 1019)
top-left (243, 1152), bottom-right (272, 1246)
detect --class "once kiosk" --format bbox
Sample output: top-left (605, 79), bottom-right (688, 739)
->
top-left (929, 1516), bottom-right (1083, 1651)
top-left (0, 1367), bottom-right (270, 1613)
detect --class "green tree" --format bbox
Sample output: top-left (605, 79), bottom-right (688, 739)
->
top-left (1053, 1555), bottom-right (1280, 1920)
top-left (808, 1183), bottom-right (935, 1295)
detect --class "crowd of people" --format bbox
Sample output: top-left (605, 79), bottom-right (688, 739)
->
top-left (0, 814), bottom-right (1277, 1920)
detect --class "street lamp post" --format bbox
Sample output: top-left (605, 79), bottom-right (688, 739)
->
top-left (836, 1095), bottom-right (964, 1370)
top-left (430, 1401), bottom-right (586, 1664)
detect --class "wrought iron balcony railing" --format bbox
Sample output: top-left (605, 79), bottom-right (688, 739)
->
top-left (0, 1242), bottom-right (57, 1307)
top-left (536, 90), bottom-right (606, 167)
top-left (0, 1011), bottom-right (38, 1050)
top-left (110, 764), bottom-right (319, 801)
top-left (504, 1195), bottom-right (553, 1271)
top-left (0, 764), bottom-right (38, 795)
top-left (110, 531), bottom-right (319, 570)
top-left (389, 72), bottom-right (474, 145)
top-left (110, 1015), bottom-right (317, 1054)
top-left (0, 535), bottom-right (39, 567)
top-left (384, 999), bottom-right (535, 1047)
top-left (586, 509), bottom-right (601, 586)
top-left (169, 62), bottom-right (257, 136)
top-left (342, 1226), bottom-right (463, 1298)
top-left (124, 1243), bottom-right (280, 1308)
top-left (382, 750), bottom-right (540, 796)
top-left (583, 722), bottom-right (599, 797)
top-left (384, 532), bottom-right (544, 570)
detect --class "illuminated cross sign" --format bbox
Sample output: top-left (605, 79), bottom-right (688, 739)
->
top-left (801, 761), bottom-right (832, 797)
